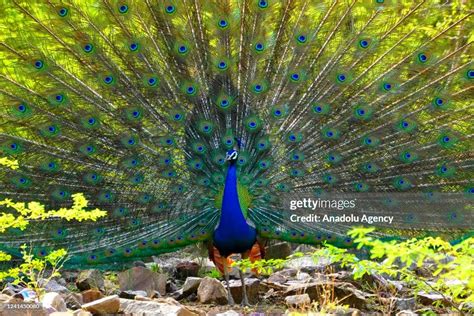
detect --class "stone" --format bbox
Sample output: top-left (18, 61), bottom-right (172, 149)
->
top-left (18, 288), bottom-right (37, 302)
top-left (175, 261), bottom-right (200, 279)
top-left (265, 242), bottom-right (292, 260)
top-left (133, 260), bottom-right (147, 267)
top-left (2, 283), bottom-right (23, 296)
top-left (197, 277), bottom-right (228, 305)
top-left (215, 311), bottom-right (240, 316)
top-left (395, 297), bottom-right (416, 311)
top-left (417, 291), bottom-right (447, 306)
top-left (182, 277), bottom-right (202, 296)
top-left (72, 310), bottom-right (93, 316)
top-left (75, 269), bottom-right (104, 291)
top-left (42, 292), bottom-right (67, 312)
top-left (285, 293), bottom-right (310, 308)
top-left (41, 278), bottom-right (70, 294)
top-left (0, 293), bottom-right (12, 303)
top-left (119, 290), bottom-right (148, 299)
top-left (267, 272), bottom-right (287, 284)
top-left (81, 289), bottom-right (104, 303)
top-left (62, 271), bottom-right (79, 283)
top-left (396, 311), bottom-right (417, 316)
top-left (118, 266), bottom-right (167, 296)
top-left (226, 278), bottom-right (260, 304)
top-left (295, 272), bottom-right (312, 281)
top-left (120, 298), bottom-right (198, 316)
top-left (62, 292), bottom-right (83, 310)
top-left (50, 312), bottom-right (92, 316)
top-left (285, 281), bottom-right (373, 310)
top-left (167, 280), bottom-right (179, 293)
top-left (81, 295), bottom-right (120, 315)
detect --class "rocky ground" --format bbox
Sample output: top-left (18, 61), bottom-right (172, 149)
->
top-left (0, 243), bottom-right (465, 315)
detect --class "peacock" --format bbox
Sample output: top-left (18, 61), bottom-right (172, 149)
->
top-left (0, 0), bottom-right (473, 306)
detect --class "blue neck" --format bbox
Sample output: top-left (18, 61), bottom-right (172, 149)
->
top-left (216, 162), bottom-right (248, 230)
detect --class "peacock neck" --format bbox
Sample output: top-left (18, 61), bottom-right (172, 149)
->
top-left (216, 162), bottom-right (248, 230)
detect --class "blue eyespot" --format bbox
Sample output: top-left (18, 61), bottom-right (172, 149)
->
top-left (55, 94), bottom-right (63, 102)
top-left (274, 110), bottom-right (281, 116)
top-left (18, 105), bottom-right (26, 112)
top-left (174, 114), bottom-right (181, 119)
top-left (337, 74), bottom-right (346, 82)
top-left (258, 0), bottom-right (268, 8)
top-left (119, 4), bottom-right (128, 13)
top-left (58, 8), bottom-right (68, 17)
top-left (249, 121), bottom-right (256, 128)
top-left (88, 118), bottom-right (96, 125)
top-left (291, 73), bottom-right (300, 81)
top-left (467, 70), bottom-right (474, 79)
top-left (19, 178), bottom-right (26, 183)
top-left (359, 40), bottom-right (369, 48)
top-left (418, 53), bottom-right (427, 63)
top-left (315, 106), bottom-right (322, 112)
top-left (130, 43), bottom-right (138, 51)
top-left (443, 136), bottom-right (450, 143)
top-left (435, 98), bottom-right (443, 106)
top-left (187, 86), bottom-right (195, 94)
top-left (405, 153), bottom-right (411, 159)
top-left (218, 61), bottom-right (227, 69)
top-left (383, 83), bottom-right (391, 91)
top-left (219, 19), bottom-right (228, 27)
top-left (365, 138), bottom-right (372, 144)
top-left (48, 126), bottom-right (56, 132)
top-left (255, 43), bottom-right (264, 51)
top-left (166, 139), bottom-right (172, 144)
top-left (178, 45), bottom-right (188, 53)
top-left (127, 139), bottom-right (135, 145)
top-left (254, 84), bottom-right (262, 91)
top-left (357, 109), bottom-right (365, 115)
top-left (402, 121), bottom-right (408, 127)
top-left (83, 43), bottom-right (93, 53)
top-left (132, 111), bottom-right (140, 117)
top-left (10, 143), bottom-right (17, 150)
top-left (104, 76), bottom-right (113, 84)
top-left (165, 5), bottom-right (175, 13)
top-left (148, 78), bottom-right (157, 85)
top-left (297, 35), bottom-right (306, 43)
top-left (34, 60), bottom-right (44, 69)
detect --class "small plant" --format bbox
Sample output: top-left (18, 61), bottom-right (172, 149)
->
top-left (0, 244), bottom-right (68, 299)
top-left (203, 267), bottom-right (221, 279)
top-left (149, 262), bottom-right (161, 273)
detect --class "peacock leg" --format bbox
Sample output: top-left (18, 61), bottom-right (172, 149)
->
top-left (239, 268), bottom-right (251, 307)
top-left (223, 258), bottom-right (235, 305)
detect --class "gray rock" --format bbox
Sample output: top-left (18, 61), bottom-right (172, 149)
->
top-left (119, 290), bottom-right (148, 299)
top-left (133, 260), bottom-right (147, 267)
top-left (40, 279), bottom-right (70, 294)
top-left (265, 242), bottom-right (292, 260)
top-left (175, 261), bottom-right (200, 280)
top-left (81, 295), bottom-right (120, 315)
top-left (182, 277), bottom-right (202, 296)
top-left (2, 283), bottom-right (23, 296)
top-left (76, 269), bottom-right (104, 291)
top-left (118, 266), bottom-right (167, 297)
top-left (42, 292), bottom-right (67, 312)
top-left (417, 291), bottom-right (447, 306)
top-left (81, 289), bottom-right (103, 303)
top-left (226, 278), bottom-right (260, 304)
top-left (285, 293), bottom-right (310, 308)
top-left (395, 297), bottom-right (416, 311)
top-left (396, 311), bottom-right (418, 316)
top-left (197, 277), bottom-right (228, 305)
top-left (285, 281), bottom-right (373, 310)
top-left (267, 272), bottom-right (287, 284)
top-left (120, 299), bottom-right (198, 316)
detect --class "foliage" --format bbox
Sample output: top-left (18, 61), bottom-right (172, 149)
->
top-left (203, 267), bottom-right (221, 279)
top-left (234, 227), bottom-right (474, 313)
top-left (0, 193), bottom-right (107, 233)
top-left (0, 157), bottom-right (19, 170)
top-left (0, 245), bottom-right (67, 298)
top-left (149, 263), bottom-right (161, 273)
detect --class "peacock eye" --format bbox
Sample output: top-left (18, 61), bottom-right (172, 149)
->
top-left (119, 4), bottom-right (128, 13)
top-left (165, 5), bottom-right (175, 13)
top-left (58, 8), bottom-right (68, 17)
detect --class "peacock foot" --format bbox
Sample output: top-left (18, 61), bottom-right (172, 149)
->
top-left (227, 293), bottom-right (235, 306)
top-left (240, 298), bottom-right (252, 307)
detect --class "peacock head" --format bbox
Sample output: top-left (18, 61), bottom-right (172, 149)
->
top-left (225, 149), bottom-right (238, 163)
